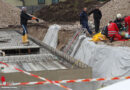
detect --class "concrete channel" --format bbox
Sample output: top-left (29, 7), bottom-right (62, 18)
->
top-left (0, 29), bottom-right (92, 90)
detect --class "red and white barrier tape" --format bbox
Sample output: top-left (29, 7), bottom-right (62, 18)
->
top-left (1, 76), bottom-right (130, 86)
top-left (0, 61), bottom-right (72, 90)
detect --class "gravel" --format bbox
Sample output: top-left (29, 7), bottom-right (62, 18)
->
top-left (0, 0), bottom-right (20, 28)
top-left (100, 0), bottom-right (130, 27)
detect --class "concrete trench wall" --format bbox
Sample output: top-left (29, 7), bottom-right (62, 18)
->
top-left (70, 35), bottom-right (130, 88)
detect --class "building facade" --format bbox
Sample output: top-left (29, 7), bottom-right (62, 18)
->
top-left (25, 0), bottom-right (66, 6)
top-left (3, 0), bottom-right (23, 6)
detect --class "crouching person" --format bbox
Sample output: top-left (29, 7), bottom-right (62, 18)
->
top-left (20, 7), bottom-right (39, 45)
top-left (107, 21), bottom-right (122, 42)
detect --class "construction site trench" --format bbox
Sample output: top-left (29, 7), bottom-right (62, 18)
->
top-left (0, 29), bottom-right (92, 90)
top-left (0, 0), bottom-right (130, 90)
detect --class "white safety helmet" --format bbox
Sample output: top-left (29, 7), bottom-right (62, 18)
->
top-left (22, 7), bottom-right (27, 11)
top-left (117, 13), bottom-right (122, 19)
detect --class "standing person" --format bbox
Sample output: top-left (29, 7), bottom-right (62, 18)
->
top-left (80, 7), bottom-right (93, 35)
top-left (124, 16), bottom-right (130, 34)
top-left (20, 7), bottom-right (39, 44)
top-left (89, 6), bottom-right (102, 33)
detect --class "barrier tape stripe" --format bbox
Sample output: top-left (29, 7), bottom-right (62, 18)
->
top-left (0, 61), bottom-right (72, 90)
top-left (1, 76), bottom-right (130, 86)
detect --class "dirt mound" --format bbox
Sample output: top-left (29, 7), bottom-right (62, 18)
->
top-left (0, 0), bottom-right (20, 28)
top-left (100, 0), bottom-right (130, 26)
top-left (35, 0), bottom-right (109, 22)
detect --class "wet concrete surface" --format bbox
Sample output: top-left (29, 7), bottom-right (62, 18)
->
top-left (1, 68), bottom-right (92, 83)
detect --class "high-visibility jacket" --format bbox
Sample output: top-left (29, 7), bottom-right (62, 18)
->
top-left (108, 23), bottom-right (119, 35)
top-left (125, 16), bottom-right (130, 34)
top-left (108, 23), bottom-right (122, 40)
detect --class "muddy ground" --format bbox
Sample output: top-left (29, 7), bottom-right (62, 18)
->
top-left (35, 0), bottom-right (110, 22)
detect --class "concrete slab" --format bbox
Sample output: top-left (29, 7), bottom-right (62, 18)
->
top-left (0, 30), bottom-right (40, 50)
top-left (0, 69), bottom-right (93, 90)
top-left (0, 54), bottom-right (68, 72)
top-left (1, 68), bottom-right (92, 82)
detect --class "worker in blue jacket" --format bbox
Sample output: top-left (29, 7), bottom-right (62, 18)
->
top-left (80, 7), bottom-right (93, 35)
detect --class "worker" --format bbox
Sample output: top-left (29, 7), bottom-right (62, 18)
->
top-left (20, 7), bottom-right (39, 45)
top-left (80, 7), bottom-right (93, 35)
top-left (89, 6), bottom-right (102, 33)
top-left (107, 21), bottom-right (122, 42)
top-left (124, 16), bottom-right (130, 34)
top-left (114, 14), bottom-right (123, 31)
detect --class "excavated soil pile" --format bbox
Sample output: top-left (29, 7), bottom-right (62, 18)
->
top-left (35, 0), bottom-right (109, 22)
top-left (100, 0), bottom-right (130, 26)
top-left (0, 0), bottom-right (20, 28)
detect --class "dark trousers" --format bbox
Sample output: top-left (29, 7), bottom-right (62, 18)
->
top-left (94, 19), bottom-right (100, 33)
top-left (82, 21), bottom-right (93, 35)
top-left (21, 25), bottom-right (28, 36)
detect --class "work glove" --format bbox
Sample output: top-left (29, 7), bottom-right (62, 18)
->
top-left (36, 19), bottom-right (39, 22)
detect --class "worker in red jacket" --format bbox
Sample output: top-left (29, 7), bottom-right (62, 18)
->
top-left (124, 16), bottom-right (130, 34)
top-left (108, 21), bottom-right (122, 42)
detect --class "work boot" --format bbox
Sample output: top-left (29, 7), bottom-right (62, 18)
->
top-left (110, 37), bottom-right (114, 43)
top-left (23, 41), bottom-right (30, 46)
top-left (82, 28), bottom-right (87, 33)
top-left (22, 35), bottom-right (25, 44)
top-left (22, 35), bottom-right (30, 45)
top-left (86, 33), bottom-right (93, 37)
top-left (25, 34), bottom-right (29, 43)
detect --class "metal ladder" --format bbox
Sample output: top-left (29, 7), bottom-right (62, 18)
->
top-left (63, 28), bottom-right (85, 55)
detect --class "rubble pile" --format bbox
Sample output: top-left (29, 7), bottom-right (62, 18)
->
top-left (35, 0), bottom-right (109, 22)
top-left (100, 0), bottom-right (130, 26)
top-left (0, 0), bottom-right (20, 28)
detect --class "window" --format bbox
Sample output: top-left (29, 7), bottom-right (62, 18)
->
top-left (52, 0), bottom-right (59, 4)
top-left (38, 0), bottom-right (45, 4)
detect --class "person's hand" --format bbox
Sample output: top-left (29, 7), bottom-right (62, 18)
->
top-left (36, 19), bottom-right (39, 22)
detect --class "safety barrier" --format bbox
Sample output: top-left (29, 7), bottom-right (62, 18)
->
top-left (1, 75), bottom-right (130, 86)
